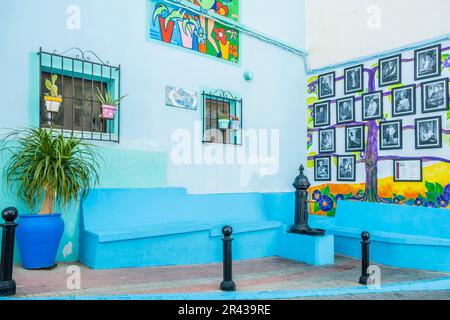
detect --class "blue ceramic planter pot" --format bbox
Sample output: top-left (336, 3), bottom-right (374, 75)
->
top-left (16, 214), bottom-right (64, 269)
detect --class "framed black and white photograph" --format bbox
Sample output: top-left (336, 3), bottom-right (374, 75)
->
top-left (318, 72), bottom-right (335, 99)
top-left (336, 97), bottom-right (355, 124)
top-left (393, 159), bottom-right (423, 182)
top-left (345, 125), bottom-right (365, 152)
top-left (314, 156), bottom-right (331, 181)
top-left (313, 101), bottom-right (331, 127)
top-left (337, 155), bottom-right (356, 182)
top-left (362, 91), bottom-right (383, 121)
top-left (392, 85), bottom-right (416, 117)
top-left (421, 78), bottom-right (449, 114)
top-left (318, 128), bottom-right (336, 154)
top-left (415, 116), bottom-right (442, 149)
top-left (414, 44), bottom-right (441, 80)
top-left (379, 120), bottom-right (402, 150)
top-left (379, 54), bottom-right (401, 87)
top-left (345, 64), bottom-right (364, 94)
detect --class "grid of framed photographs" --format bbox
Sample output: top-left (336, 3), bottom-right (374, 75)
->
top-left (313, 43), bottom-right (447, 182)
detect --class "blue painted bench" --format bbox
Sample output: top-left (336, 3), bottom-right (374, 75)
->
top-left (79, 188), bottom-right (284, 269)
top-left (312, 201), bottom-right (450, 271)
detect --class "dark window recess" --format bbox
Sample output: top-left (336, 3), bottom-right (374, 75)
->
top-left (39, 48), bottom-right (121, 143)
top-left (202, 90), bottom-right (242, 145)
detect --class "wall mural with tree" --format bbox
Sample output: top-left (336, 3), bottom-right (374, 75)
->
top-left (307, 39), bottom-right (450, 217)
top-left (149, 0), bottom-right (240, 63)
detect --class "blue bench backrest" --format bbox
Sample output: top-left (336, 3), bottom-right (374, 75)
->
top-left (82, 188), bottom-right (268, 231)
top-left (336, 200), bottom-right (450, 239)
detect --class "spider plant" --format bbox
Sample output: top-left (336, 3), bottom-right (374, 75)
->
top-left (96, 87), bottom-right (128, 107)
top-left (1, 128), bottom-right (101, 214)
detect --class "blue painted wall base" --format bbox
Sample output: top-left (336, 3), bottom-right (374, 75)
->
top-left (277, 230), bottom-right (334, 266)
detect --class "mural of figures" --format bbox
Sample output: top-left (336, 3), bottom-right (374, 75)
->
top-left (306, 39), bottom-right (450, 217)
top-left (149, 0), bottom-right (240, 63)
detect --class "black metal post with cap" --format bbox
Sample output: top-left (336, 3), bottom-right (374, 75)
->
top-left (220, 225), bottom-right (236, 292)
top-left (290, 165), bottom-right (325, 236)
top-left (0, 207), bottom-right (19, 296)
top-left (359, 231), bottom-right (371, 285)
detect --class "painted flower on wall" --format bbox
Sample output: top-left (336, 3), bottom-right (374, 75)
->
top-left (319, 195), bottom-right (334, 212)
top-left (414, 198), bottom-right (423, 207)
top-left (229, 45), bottom-right (238, 58)
top-left (307, 133), bottom-right (313, 148)
top-left (195, 27), bottom-right (207, 44)
top-left (424, 202), bottom-right (437, 208)
top-left (214, 27), bottom-right (228, 45)
top-left (227, 29), bottom-right (238, 41)
top-left (335, 194), bottom-right (345, 202)
top-left (312, 190), bottom-right (322, 202)
top-left (216, 2), bottom-right (229, 16)
top-left (437, 195), bottom-right (449, 208)
top-left (444, 184), bottom-right (450, 201)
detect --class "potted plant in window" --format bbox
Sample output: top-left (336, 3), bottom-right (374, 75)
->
top-left (218, 113), bottom-right (230, 129)
top-left (1, 128), bottom-right (100, 269)
top-left (230, 115), bottom-right (240, 130)
top-left (96, 88), bottom-right (128, 120)
top-left (44, 74), bottom-right (62, 113)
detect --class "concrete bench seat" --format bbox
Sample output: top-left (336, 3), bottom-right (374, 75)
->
top-left (316, 200), bottom-right (450, 271)
top-left (79, 188), bottom-right (334, 269)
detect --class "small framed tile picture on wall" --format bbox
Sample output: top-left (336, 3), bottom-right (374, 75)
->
top-left (344, 64), bottom-right (364, 94)
top-left (379, 54), bottom-right (402, 87)
top-left (345, 125), bottom-right (365, 152)
top-left (362, 91), bottom-right (384, 121)
top-left (337, 155), bottom-right (356, 182)
top-left (336, 97), bottom-right (355, 124)
top-left (379, 120), bottom-right (403, 150)
top-left (415, 116), bottom-right (442, 149)
top-left (318, 72), bottom-right (335, 99)
top-left (421, 78), bottom-right (449, 114)
top-left (414, 44), bottom-right (441, 80)
top-left (392, 85), bottom-right (416, 117)
top-left (313, 101), bottom-right (331, 127)
top-left (318, 128), bottom-right (336, 154)
top-left (314, 156), bottom-right (331, 181)
top-left (393, 159), bottom-right (423, 182)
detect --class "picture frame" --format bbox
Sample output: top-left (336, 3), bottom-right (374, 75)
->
top-left (313, 101), bottom-right (331, 127)
top-left (336, 96), bottom-right (355, 124)
top-left (362, 91), bottom-right (384, 121)
top-left (393, 159), bottom-right (423, 182)
top-left (379, 120), bottom-right (403, 150)
top-left (415, 116), bottom-right (442, 149)
top-left (345, 124), bottom-right (365, 152)
top-left (318, 128), bottom-right (336, 154)
top-left (318, 71), bottom-right (336, 99)
top-left (414, 44), bottom-right (441, 81)
top-left (344, 64), bottom-right (364, 94)
top-left (421, 78), bottom-right (449, 114)
top-left (337, 155), bottom-right (356, 182)
top-left (314, 156), bottom-right (331, 182)
top-left (391, 85), bottom-right (416, 117)
top-left (379, 54), bottom-right (402, 87)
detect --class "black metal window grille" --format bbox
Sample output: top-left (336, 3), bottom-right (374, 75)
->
top-left (202, 90), bottom-right (243, 145)
top-left (38, 47), bottom-right (121, 143)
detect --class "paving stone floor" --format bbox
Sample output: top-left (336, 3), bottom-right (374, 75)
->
top-left (11, 255), bottom-right (450, 299)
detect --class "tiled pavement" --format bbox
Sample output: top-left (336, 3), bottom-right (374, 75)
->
top-left (11, 255), bottom-right (450, 299)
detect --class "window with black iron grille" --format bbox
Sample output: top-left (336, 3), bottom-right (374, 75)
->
top-left (39, 47), bottom-right (121, 143)
top-left (202, 90), bottom-right (242, 145)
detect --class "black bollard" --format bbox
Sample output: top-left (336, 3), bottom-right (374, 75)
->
top-left (359, 231), bottom-right (370, 285)
top-left (290, 165), bottom-right (325, 236)
top-left (220, 225), bottom-right (236, 292)
top-left (0, 207), bottom-right (18, 296)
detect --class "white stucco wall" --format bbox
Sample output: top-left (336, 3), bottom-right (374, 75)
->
top-left (306, 0), bottom-right (450, 68)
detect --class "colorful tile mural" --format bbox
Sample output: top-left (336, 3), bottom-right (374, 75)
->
top-left (149, 0), bottom-right (240, 63)
top-left (306, 41), bottom-right (450, 217)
